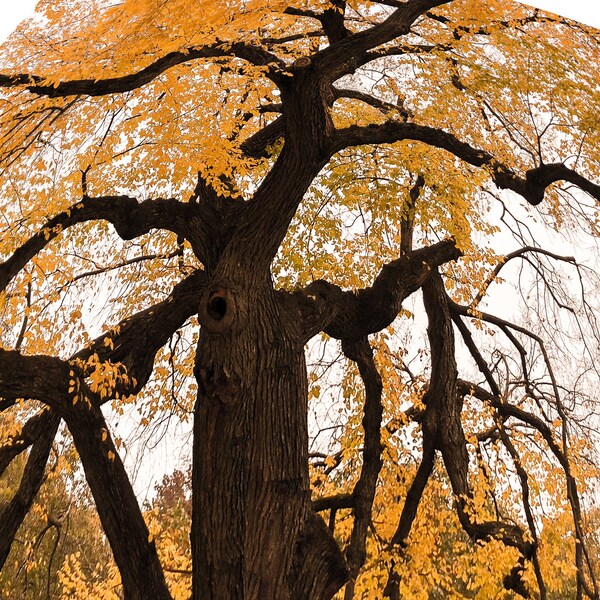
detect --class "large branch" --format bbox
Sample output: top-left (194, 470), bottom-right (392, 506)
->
top-left (60, 389), bottom-right (172, 599)
top-left (72, 268), bottom-right (207, 392)
top-left (230, 3), bottom-right (455, 267)
top-left (0, 272), bottom-right (207, 595)
top-left (286, 238), bottom-right (461, 343)
top-left (0, 413), bottom-right (60, 570)
top-left (225, 2), bottom-right (455, 267)
top-left (240, 115), bottom-right (285, 158)
top-left (285, 1), bottom-right (350, 45)
top-left (313, 0), bottom-right (453, 84)
top-left (0, 270), bottom-right (208, 596)
top-left (0, 195), bottom-right (212, 293)
top-left (0, 350), bottom-right (70, 406)
top-left (223, 137), bottom-right (333, 272)
top-left (332, 122), bottom-right (600, 206)
top-left (421, 272), bottom-right (532, 597)
top-left (0, 269), bottom-right (206, 470)
top-left (0, 43), bottom-right (285, 98)
top-left (341, 337), bottom-right (383, 580)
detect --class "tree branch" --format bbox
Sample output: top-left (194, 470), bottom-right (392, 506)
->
top-left (499, 427), bottom-right (547, 599)
top-left (0, 269), bottom-right (207, 595)
top-left (287, 238), bottom-right (461, 343)
top-left (0, 350), bottom-right (70, 407)
top-left (0, 409), bottom-right (53, 475)
top-left (333, 88), bottom-right (412, 121)
top-left (60, 390), bottom-right (172, 599)
top-left (471, 246), bottom-right (577, 308)
top-left (0, 43), bottom-right (285, 98)
top-left (341, 337), bottom-right (384, 578)
top-left (72, 269), bottom-right (207, 394)
top-left (383, 445), bottom-right (435, 599)
top-left (0, 413), bottom-right (60, 570)
top-left (0, 195), bottom-right (212, 293)
top-left (332, 122), bottom-right (600, 206)
top-left (240, 115), bottom-right (285, 158)
top-left (421, 272), bottom-right (532, 597)
top-left (312, 493), bottom-right (354, 513)
top-left (0, 269), bottom-right (206, 473)
top-left (313, 0), bottom-right (454, 84)
top-left (457, 379), bottom-right (599, 598)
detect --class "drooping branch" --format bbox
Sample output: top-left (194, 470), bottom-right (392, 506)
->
top-left (332, 122), bottom-right (600, 206)
top-left (457, 380), bottom-right (600, 599)
top-left (498, 427), bottom-right (547, 599)
top-left (341, 337), bottom-right (384, 581)
top-left (470, 246), bottom-right (577, 308)
top-left (0, 43), bottom-right (285, 98)
top-left (453, 288), bottom-right (598, 595)
top-left (420, 271), bottom-right (532, 597)
top-left (0, 195), bottom-right (213, 293)
top-left (59, 387), bottom-right (172, 600)
top-left (383, 446), bottom-right (435, 599)
top-left (0, 413), bottom-right (60, 570)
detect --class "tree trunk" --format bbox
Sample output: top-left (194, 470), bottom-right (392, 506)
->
top-left (191, 274), bottom-right (323, 599)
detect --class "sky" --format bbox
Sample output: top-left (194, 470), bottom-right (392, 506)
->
top-left (1, 1), bottom-right (600, 44)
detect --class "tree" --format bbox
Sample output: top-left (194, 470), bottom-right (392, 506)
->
top-left (1, 0), bottom-right (600, 598)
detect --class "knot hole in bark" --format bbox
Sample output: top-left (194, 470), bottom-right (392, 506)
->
top-left (199, 287), bottom-right (236, 333)
top-left (207, 294), bottom-right (227, 320)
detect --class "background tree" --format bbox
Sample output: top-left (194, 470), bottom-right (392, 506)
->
top-left (1, 0), bottom-right (600, 598)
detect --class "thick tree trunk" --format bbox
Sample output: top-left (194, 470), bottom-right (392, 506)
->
top-left (192, 276), bottom-right (328, 599)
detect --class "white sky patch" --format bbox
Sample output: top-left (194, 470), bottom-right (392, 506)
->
top-left (1, 1), bottom-right (600, 45)
top-left (0, 0), bottom-right (38, 43)
top-left (522, 1), bottom-right (600, 29)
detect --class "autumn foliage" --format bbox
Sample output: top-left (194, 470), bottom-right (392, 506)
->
top-left (1, 1), bottom-right (600, 598)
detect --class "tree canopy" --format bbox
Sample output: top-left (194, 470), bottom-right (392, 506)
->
top-left (1, 1), bottom-right (600, 598)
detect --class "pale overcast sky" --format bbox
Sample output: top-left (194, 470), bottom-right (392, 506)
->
top-left (0, 1), bottom-right (599, 44)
